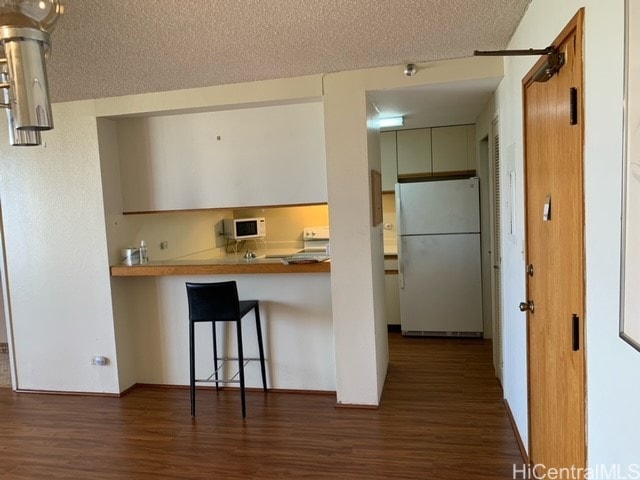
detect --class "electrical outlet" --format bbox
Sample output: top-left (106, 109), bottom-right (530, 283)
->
top-left (160, 241), bottom-right (168, 250)
top-left (91, 356), bottom-right (108, 366)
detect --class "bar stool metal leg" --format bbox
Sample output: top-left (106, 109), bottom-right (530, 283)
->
top-left (254, 305), bottom-right (268, 392)
top-left (236, 318), bottom-right (246, 418)
top-left (189, 320), bottom-right (196, 417)
top-left (212, 322), bottom-right (219, 390)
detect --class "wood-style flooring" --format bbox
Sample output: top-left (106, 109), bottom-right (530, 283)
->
top-left (0, 333), bottom-right (523, 479)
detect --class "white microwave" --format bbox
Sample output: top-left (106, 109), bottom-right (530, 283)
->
top-left (223, 217), bottom-right (266, 241)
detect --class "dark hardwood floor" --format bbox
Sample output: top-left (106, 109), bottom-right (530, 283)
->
top-left (0, 333), bottom-right (523, 479)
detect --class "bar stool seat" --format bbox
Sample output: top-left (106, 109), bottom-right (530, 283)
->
top-left (186, 281), bottom-right (267, 418)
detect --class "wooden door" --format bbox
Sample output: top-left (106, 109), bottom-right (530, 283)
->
top-left (523, 10), bottom-right (586, 474)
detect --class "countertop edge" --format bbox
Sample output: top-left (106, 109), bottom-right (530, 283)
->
top-left (110, 262), bottom-right (331, 277)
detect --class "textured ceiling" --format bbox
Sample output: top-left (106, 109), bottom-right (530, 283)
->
top-left (45, 0), bottom-right (530, 103)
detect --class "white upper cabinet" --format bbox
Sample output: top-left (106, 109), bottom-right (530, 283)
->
top-left (380, 131), bottom-right (397, 192)
top-left (466, 124), bottom-right (476, 171)
top-left (396, 128), bottom-right (432, 176)
top-left (116, 102), bottom-right (327, 213)
top-left (432, 124), bottom-right (476, 173)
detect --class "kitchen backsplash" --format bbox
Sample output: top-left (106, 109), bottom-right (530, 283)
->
top-left (236, 204), bottom-right (329, 247)
top-left (123, 209), bottom-right (232, 262)
top-left (115, 199), bottom-right (402, 263)
top-left (119, 204), bottom-right (330, 263)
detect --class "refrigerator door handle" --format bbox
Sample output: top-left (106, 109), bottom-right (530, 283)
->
top-left (396, 183), bottom-right (405, 289)
top-left (397, 238), bottom-right (404, 289)
top-left (395, 183), bottom-right (402, 235)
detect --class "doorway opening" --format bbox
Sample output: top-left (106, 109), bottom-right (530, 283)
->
top-left (369, 79), bottom-right (504, 360)
top-left (478, 118), bottom-right (503, 382)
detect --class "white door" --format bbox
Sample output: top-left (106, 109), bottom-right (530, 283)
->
top-left (490, 119), bottom-right (504, 382)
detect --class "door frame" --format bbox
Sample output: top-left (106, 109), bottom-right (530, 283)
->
top-left (521, 8), bottom-right (587, 467)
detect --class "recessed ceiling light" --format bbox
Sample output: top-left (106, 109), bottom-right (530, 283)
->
top-left (378, 116), bottom-right (404, 128)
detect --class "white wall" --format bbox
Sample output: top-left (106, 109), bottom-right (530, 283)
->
top-left (498, 0), bottom-right (640, 469)
top-left (116, 102), bottom-right (327, 212)
top-left (581, 1), bottom-right (640, 470)
top-left (0, 101), bottom-right (120, 393)
top-left (97, 118), bottom-right (137, 390)
top-left (323, 73), bottom-right (379, 405)
top-left (367, 96), bottom-right (390, 397)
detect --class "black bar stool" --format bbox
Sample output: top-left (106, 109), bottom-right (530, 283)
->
top-left (186, 281), bottom-right (267, 418)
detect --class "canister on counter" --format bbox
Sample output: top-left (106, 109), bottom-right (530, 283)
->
top-left (121, 247), bottom-right (140, 266)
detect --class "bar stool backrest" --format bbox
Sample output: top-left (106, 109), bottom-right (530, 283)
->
top-left (186, 281), bottom-right (241, 323)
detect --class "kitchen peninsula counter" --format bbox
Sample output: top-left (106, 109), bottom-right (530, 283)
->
top-left (109, 252), bottom-right (334, 393)
top-left (110, 258), bottom-right (330, 277)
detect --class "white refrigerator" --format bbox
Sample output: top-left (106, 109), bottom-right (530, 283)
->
top-left (396, 178), bottom-right (483, 336)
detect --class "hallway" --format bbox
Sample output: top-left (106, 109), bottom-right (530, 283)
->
top-left (0, 333), bottom-right (522, 479)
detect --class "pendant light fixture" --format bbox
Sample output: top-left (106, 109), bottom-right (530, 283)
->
top-left (1, 70), bottom-right (40, 145)
top-left (0, 0), bottom-right (64, 146)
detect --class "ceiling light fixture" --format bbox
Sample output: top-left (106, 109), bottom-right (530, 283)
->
top-left (378, 116), bottom-right (404, 128)
top-left (1, 70), bottom-right (40, 145)
top-left (0, 0), bottom-right (64, 146)
top-left (404, 64), bottom-right (417, 77)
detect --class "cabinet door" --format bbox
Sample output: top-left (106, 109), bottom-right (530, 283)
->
top-left (380, 131), bottom-right (397, 192)
top-left (397, 128), bottom-right (432, 176)
top-left (385, 272), bottom-right (401, 325)
top-left (466, 124), bottom-right (476, 171)
top-left (432, 125), bottom-right (468, 173)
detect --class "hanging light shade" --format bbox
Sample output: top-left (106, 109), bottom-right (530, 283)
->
top-left (0, 1), bottom-right (64, 32)
top-left (6, 103), bottom-right (41, 145)
top-left (2, 26), bottom-right (52, 130)
top-left (0, 0), bottom-right (63, 136)
top-left (0, 69), bottom-right (40, 145)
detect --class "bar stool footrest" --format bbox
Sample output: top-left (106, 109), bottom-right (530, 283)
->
top-left (197, 357), bottom-right (263, 384)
